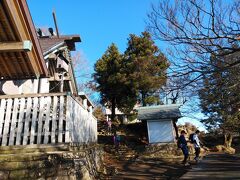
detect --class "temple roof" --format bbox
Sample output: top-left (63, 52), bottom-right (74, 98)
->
top-left (39, 35), bottom-right (81, 56)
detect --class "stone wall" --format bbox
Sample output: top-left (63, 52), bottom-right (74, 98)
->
top-left (140, 143), bottom-right (206, 159)
top-left (0, 144), bottom-right (104, 179)
top-left (142, 143), bottom-right (182, 158)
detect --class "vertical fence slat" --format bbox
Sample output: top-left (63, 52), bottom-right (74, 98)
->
top-left (95, 118), bottom-right (97, 142)
top-left (58, 96), bottom-right (64, 143)
top-left (9, 98), bottom-right (19, 145)
top-left (90, 117), bottom-right (93, 142)
top-left (23, 97), bottom-right (32, 145)
top-left (65, 96), bottom-right (72, 143)
top-left (76, 103), bottom-right (80, 142)
top-left (93, 118), bottom-right (96, 142)
top-left (2, 99), bottom-right (13, 146)
top-left (0, 99), bottom-right (6, 141)
top-left (43, 97), bottom-right (51, 144)
top-left (88, 115), bottom-right (91, 143)
top-left (92, 117), bottom-right (94, 142)
top-left (87, 112), bottom-right (90, 143)
top-left (80, 108), bottom-right (84, 143)
top-left (84, 111), bottom-right (88, 143)
top-left (72, 100), bottom-right (76, 142)
top-left (30, 97), bottom-right (38, 144)
top-left (16, 98), bottom-right (26, 145)
top-left (94, 118), bottom-right (96, 142)
top-left (0, 99), bottom-right (6, 143)
top-left (51, 96), bottom-right (58, 143)
top-left (37, 97), bottom-right (46, 144)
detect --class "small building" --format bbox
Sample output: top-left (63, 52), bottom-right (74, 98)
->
top-left (104, 104), bottom-right (140, 124)
top-left (137, 105), bottom-right (181, 144)
top-left (105, 107), bottom-right (127, 122)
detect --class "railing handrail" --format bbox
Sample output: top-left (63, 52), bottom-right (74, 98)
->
top-left (68, 93), bottom-right (85, 109)
top-left (0, 92), bottom-right (68, 99)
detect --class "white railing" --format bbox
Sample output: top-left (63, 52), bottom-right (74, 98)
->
top-left (0, 93), bottom-right (97, 146)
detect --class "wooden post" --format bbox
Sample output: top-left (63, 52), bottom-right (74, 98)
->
top-left (80, 110), bottom-right (84, 143)
top-left (2, 99), bottom-right (13, 146)
top-left (52, 10), bottom-right (60, 37)
top-left (37, 97), bottom-right (46, 144)
top-left (9, 98), bottom-right (19, 145)
top-left (51, 96), bottom-right (58, 143)
top-left (0, 100), bottom-right (6, 139)
top-left (43, 96), bottom-right (51, 144)
top-left (30, 97), bottom-right (38, 144)
top-left (58, 96), bottom-right (64, 143)
top-left (22, 97), bottom-right (32, 145)
top-left (65, 95), bottom-right (72, 142)
top-left (78, 103), bottom-right (82, 142)
top-left (16, 98), bottom-right (26, 145)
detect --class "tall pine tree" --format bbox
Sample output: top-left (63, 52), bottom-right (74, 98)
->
top-left (124, 31), bottom-right (169, 106)
top-left (94, 43), bottom-right (124, 121)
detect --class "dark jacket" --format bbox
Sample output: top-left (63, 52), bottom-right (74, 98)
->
top-left (179, 134), bottom-right (187, 147)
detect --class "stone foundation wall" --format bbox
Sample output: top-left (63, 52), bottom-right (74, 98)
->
top-left (141, 143), bottom-right (206, 159)
top-left (0, 144), bottom-right (104, 179)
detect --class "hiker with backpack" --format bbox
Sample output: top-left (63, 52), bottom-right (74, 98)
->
top-left (193, 130), bottom-right (201, 162)
top-left (178, 130), bottom-right (190, 166)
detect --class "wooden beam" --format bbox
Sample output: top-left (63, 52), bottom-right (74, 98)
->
top-left (0, 40), bottom-right (32, 52)
top-left (3, 0), bottom-right (48, 77)
top-left (0, 54), bottom-right (12, 77)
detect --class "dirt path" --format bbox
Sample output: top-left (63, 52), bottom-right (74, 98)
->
top-left (109, 158), bottom-right (189, 180)
top-left (180, 153), bottom-right (240, 180)
top-left (102, 151), bottom-right (240, 180)
top-left (100, 143), bottom-right (189, 180)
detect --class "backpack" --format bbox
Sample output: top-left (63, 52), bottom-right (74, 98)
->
top-left (189, 133), bottom-right (195, 144)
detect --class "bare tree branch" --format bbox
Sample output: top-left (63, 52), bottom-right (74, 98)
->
top-left (147, 0), bottom-right (240, 82)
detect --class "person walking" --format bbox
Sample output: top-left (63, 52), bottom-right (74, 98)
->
top-left (107, 120), bottom-right (112, 135)
top-left (178, 130), bottom-right (190, 166)
top-left (193, 130), bottom-right (201, 162)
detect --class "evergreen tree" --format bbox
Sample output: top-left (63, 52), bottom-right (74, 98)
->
top-left (199, 53), bottom-right (240, 147)
top-left (94, 32), bottom-right (169, 122)
top-left (124, 31), bottom-right (169, 106)
top-left (94, 43), bottom-right (124, 121)
top-left (94, 44), bottom-right (137, 121)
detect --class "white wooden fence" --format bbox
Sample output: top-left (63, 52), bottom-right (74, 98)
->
top-left (0, 93), bottom-right (97, 146)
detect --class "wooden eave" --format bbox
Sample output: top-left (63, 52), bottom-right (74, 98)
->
top-left (39, 35), bottom-right (81, 56)
top-left (0, 0), bottom-right (48, 80)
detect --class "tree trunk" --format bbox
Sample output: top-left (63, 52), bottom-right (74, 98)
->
top-left (224, 133), bottom-right (233, 148)
top-left (111, 97), bottom-right (116, 121)
top-left (142, 92), bottom-right (146, 106)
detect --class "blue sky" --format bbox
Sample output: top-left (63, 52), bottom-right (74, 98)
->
top-left (27, 0), bottom-right (159, 68)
